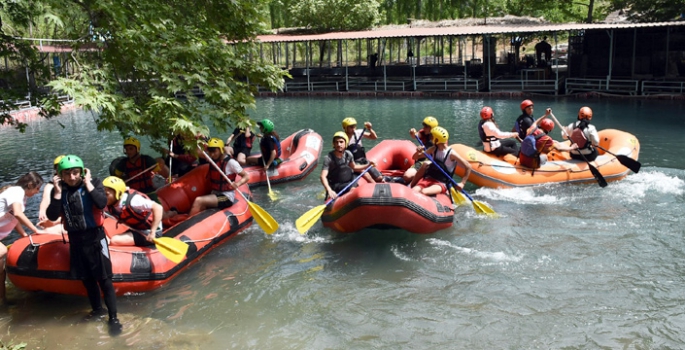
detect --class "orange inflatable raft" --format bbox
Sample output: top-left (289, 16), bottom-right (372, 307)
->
top-left (452, 129), bottom-right (640, 188)
top-left (321, 140), bottom-right (454, 234)
top-left (245, 129), bottom-right (322, 187)
top-left (6, 164), bottom-right (253, 296)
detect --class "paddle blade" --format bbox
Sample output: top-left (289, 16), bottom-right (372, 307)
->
top-left (248, 201), bottom-right (279, 234)
top-left (450, 187), bottom-right (468, 206)
top-left (588, 163), bottom-right (608, 188)
top-left (295, 204), bottom-right (326, 234)
top-left (153, 237), bottom-right (189, 263)
top-left (268, 189), bottom-right (279, 201)
top-left (472, 200), bottom-right (499, 218)
top-left (616, 155), bottom-right (641, 173)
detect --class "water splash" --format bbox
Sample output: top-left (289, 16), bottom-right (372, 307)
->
top-left (427, 238), bottom-right (524, 263)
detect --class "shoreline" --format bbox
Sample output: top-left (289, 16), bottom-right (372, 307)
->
top-left (258, 90), bottom-right (685, 100)
top-left (4, 102), bottom-right (78, 127)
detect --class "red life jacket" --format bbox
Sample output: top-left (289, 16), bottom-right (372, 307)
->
top-left (123, 155), bottom-right (155, 192)
top-left (208, 156), bottom-right (237, 192)
top-left (108, 189), bottom-right (153, 230)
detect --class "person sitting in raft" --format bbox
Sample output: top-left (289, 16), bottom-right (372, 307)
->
top-left (114, 137), bottom-right (169, 194)
top-left (102, 176), bottom-right (163, 246)
top-left (409, 127), bottom-right (472, 196)
top-left (518, 115), bottom-right (577, 169)
top-left (190, 138), bottom-right (249, 217)
top-left (46, 155), bottom-right (122, 334)
top-left (164, 134), bottom-right (198, 178)
top-left (478, 106), bottom-right (519, 157)
top-left (0, 171), bottom-right (45, 305)
top-left (341, 117), bottom-right (383, 183)
top-left (513, 99), bottom-right (536, 141)
top-left (402, 116), bottom-right (439, 184)
top-left (562, 106), bottom-right (600, 162)
top-left (37, 155), bottom-right (66, 234)
top-left (225, 125), bottom-right (256, 166)
top-left (246, 119), bottom-right (282, 170)
top-left (321, 132), bottom-right (376, 200)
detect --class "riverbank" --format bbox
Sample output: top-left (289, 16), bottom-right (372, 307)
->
top-left (3, 102), bottom-right (78, 127)
top-left (258, 90), bottom-right (685, 100)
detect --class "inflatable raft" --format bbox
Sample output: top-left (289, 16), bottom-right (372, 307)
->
top-left (6, 164), bottom-right (253, 296)
top-left (245, 129), bottom-right (322, 187)
top-left (321, 140), bottom-right (454, 234)
top-left (452, 129), bottom-right (640, 188)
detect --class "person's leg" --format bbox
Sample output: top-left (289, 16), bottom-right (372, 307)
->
top-left (97, 278), bottom-right (117, 319)
top-left (110, 232), bottom-right (136, 246)
top-left (235, 153), bottom-right (247, 166)
top-left (82, 278), bottom-right (103, 313)
top-left (189, 194), bottom-right (219, 217)
top-left (0, 243), bottom-right (6, 303)
top-left (420, 184), bottom-right (443, 196)
top-left (403, 167), bottom-right (417, 184)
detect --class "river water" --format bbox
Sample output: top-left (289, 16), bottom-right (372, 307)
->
top-left (1, 97), bottom-right (684, 349)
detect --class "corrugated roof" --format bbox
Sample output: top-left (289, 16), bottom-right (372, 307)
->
top-left (257, 21), bottom-right (685, 43)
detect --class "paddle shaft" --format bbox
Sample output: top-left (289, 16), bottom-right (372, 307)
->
top-left (202, 151), bottom-right (249, 203)
top-left (549, 113), bottom-right (607, 187)
top-left (125, 163), bottom-right (158, 184)
top-left (413, 135), bottom-right (463, 191)
top-left (168, 138), bottom-right (173, 183)
top-left (325, 165), bottom-right (373, 205)
top-left (596, 145), bottom-right (641, 173)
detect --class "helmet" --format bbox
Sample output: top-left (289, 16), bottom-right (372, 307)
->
top-left (422, 116), bottom-right (438, 128)
top-left (53, 155), bottom-right (65, 166)
top-left (57, 155), bottom-right (84, 175)
top-left (207, 137), bottom-right (225, 153)
top-left (578, 106), bottom-right (593, 120)
top-left (539, 118), bottom-right (554, 132)
top-left (124, 137), bottom-right (141, 152)
top-left (258, 119), bottom-right (274, 133)
top-left (333, 131), bottom-right (349, 146)
top-left (431, 126), bottom-right (449, 144)
top-left (342, 117), bottom-right (357, 129)
top-left (520, 99), bottom-right (534, 111)
top-left (480, 107), bottom-right (493, 120)
top-left (103, 176), bottom-right (126, 200)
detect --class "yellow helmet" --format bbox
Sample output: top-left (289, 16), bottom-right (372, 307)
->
top-left (422, 116), bottom-right (438, 128)
top-left (431, 126), bottom-right (449, 144)
top-left (103, 176), bottom-right (127, 200)
top-left (333, 131), bottom-right (349, 146)
top-left (342, 117), bottom-right (357, 129)
top-left (53, 155), bottom-right (66, 166)
top-left (207, 137), bottom-right (225, 153)
top-left (123, 137), bottom-right (141, 152)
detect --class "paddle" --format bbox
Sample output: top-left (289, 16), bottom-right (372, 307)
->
top-left (124, 164), bottom-right (158, 184)
top-left (202, 151), bottom-right (279, 234)
top-left (168, 138), bottom-right (173, 183)
top-left (596, 145), bottom-right (641, 173)
top-left (549, 114), bottom-right (608, 188)
top-left (262, 147), bottom-right (279, 201)
top-left (413, 134), bottom-right (468, 206)
top-left (414, 135), bottom-right (497, 217)
top-left (296, 166), bottom-right (372, 234)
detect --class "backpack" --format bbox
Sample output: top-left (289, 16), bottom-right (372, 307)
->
top-left (570, 125), bottom-right (589, 149)
top-left (520, 131), bottom-right (544, 157)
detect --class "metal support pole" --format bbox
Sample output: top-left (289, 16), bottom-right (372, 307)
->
top-left (606, 30), bottom-right (614, 90)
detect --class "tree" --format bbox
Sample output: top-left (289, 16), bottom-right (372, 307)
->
top-left (39, 0), bottom-right (288, 150)
top-left (610, 0), bottom-right (684, 22)
top-left (289, 0), bottom-right (381, 32)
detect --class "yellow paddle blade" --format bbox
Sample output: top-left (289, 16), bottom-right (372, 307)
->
top-left (268, 189), bottom-right (279, 201)
top-left (248, 201), bottom-right (279, 234)
top-left (295, 204), bottom-right (327, 234)
top-left (450, 187), bottom-right (468, 206)
top-left (472, 200), bottom-right (499, 218)
top-left (153, 237), bottom-right (189, 264)
top-left (316, 190), bottom-right (326, 200)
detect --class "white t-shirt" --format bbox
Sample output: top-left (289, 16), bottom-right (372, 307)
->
top-left (113, 191), bottom-right (162, 231)
top-left (216, 158), bottom-right (244, 202)
top-left (0, 186), bottom-right (26, 238)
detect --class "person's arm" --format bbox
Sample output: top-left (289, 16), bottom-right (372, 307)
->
top-left (264, 144), bottom-right (277, 169)
top-left (551, 141), bottom-right (578, 152)
top-left (412, 145), bottom-right (426, 161)
top-left (154, 157), bottom-right (170, 178)
top-left (10, 202), bottom-right (41, 236)
top-left (363, 122), bottom-right (378, 140)
top-left (588, 125), bottom-right (600, 146)
top-left (349, 160), bottom-right (374, 172)
top-left (146, 201), bottom-right (164, 243)
top-left (320, 169), bottom-right (337, 200)
top-left (451, 151), bottom-right (472, 190)
top-left (46, 175), bottom-right (62, 221)
top-left (85, 172), bottom-right (108, 209)
top-left (409, 128), bottom-right (418, 139)
top-left (38, 183), bottom-right (54, 222)
top-left (484, 122), bottom-right (517, 139)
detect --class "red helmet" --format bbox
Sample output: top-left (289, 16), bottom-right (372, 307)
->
top-left (539, 118), bottom-right (554, 132)
top-left (480, 106), bottom-right (493, 120)
top-left (520, 99), bottom-right (534, 111)
top-left (578, 106), bottom-right (593, 120)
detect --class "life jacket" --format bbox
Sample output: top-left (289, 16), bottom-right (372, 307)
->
top-left (417, 129), bottom-right (434, 148)
top-left (234, 129), bottom-right (255, 149)
top-left (478, 120), bottom-right (498, 143)
top-left (520, 128), bottom-right (546, 157)
top-left (260, 135), bottom-right (282, 160)
top-left (515, 114), bottom-right (534, 139)
top-left (208, 155), bottom-right (237, 192)
top-left (60, 181), bottom-right (104, 233)
top-left (570, 120), bottom-right (592, 150)
top-left (347, 130), bottom-right (367, 161)
top-left (425, 148), bottom-right (456, 184)
top-left (123, 155), bottom-right (155, 192)
top-left (325, 151), bottom-right (355, 192)
top-left (108, 189), bottom-right (153, 230)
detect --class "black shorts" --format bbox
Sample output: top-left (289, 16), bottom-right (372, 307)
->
top-left (131, 228), bottom-right (163, 247)
top-left (216, 194), bottom-right (235, 209)
top-left (233, 147), bottom-right (251, 158)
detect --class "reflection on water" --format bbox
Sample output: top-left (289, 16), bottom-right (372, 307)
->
top-left (1, 98), bottom-right (685, 348)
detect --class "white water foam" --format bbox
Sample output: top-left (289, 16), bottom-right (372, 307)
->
top-left (610, 170), bottom-right (684, 203)
top-left (473, 186), bottom-right (560, 205)
top-left (427, 238), bottom-right (524, 263)
top-left (268, 221), bottom-right (330, 243)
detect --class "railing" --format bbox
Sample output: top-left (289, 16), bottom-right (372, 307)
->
top-left (490, 77), bottom-right (557, 93)
top-left (347, 80), bottom-right (406, 91)
top-left (641, 80), bottom-right (685, 95)
top-left (414, 78), bottom-right (480, 92)
top-left (566, 78), bottom-right (640, 95)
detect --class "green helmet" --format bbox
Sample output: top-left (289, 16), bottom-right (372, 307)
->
top-left (258, 119), bottom-right (274, 133)
top-left (57, 155), bottom-right (84, 175)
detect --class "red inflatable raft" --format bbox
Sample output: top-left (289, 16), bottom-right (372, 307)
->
top-left (6, 164), bottom-right (253, 296)
top-left (321, 140), bottom-right (454, 234)
top-left (244, 129), bottom-right (322, 187)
